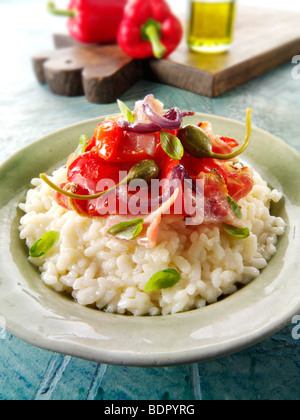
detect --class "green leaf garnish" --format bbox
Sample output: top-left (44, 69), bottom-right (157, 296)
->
top-left (222, 223), bottom-right (250, 239)
top-left (227, 195), bottom-right (242, 219)
top-left (107, 218), bottom-right (144, 240)
top-left (160, 131), bottom-right (184, 160)
top-left (144, 269), bottom-right (181, 292)
top-left (29, 231), bottom-right (60, 258)
top-left (75, 134), bottom-right (88, 157)
top-left (117, 99), bottom-right (135, 123)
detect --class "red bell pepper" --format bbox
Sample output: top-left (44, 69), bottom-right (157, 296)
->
top-left (93, 119), bottom-right (124, 162)
top-left (117, 0), bottom-right (183, 59)
top-left (47, 0), bottom-right (126, 44)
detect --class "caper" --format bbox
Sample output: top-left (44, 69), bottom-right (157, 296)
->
top-left (40, 159), bottom-right (161, 201)
top-left (177, 108), bottom-right (252, 160)
top-left (127, 160), bottom-right (160, 183)
top-left (177, 125), bottom-right (213, 158)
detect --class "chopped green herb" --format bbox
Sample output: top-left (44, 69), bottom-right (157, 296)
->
top-left (222, 223), bottom-right (250, 239)
top-left (29, 231), bottom-right (60, 258)
top-left (144, 269), bottom-right (181, 292)
top-left (227, 195), bottom-right (242, 219)
top-left (107, 218), bottom-right (144, 240)
top-left (117, 99), bottom-right (135, 123)
top-left (160, 131), bottom-right (184, 160)
top-left (75, 134), bottom-right (88, 157)
top-left (231, 161), bottom-right (244, 167)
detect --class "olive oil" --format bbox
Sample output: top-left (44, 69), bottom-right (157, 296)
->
top-left (188, 0), bottom-right (236, 53)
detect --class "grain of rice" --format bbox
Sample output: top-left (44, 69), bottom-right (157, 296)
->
top-left (19, 166), bottom-right (286, 316)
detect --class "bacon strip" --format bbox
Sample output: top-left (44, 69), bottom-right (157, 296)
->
top-left (200, 170), bottom-right (241, 226)
top-left (138, 188), bottom-right (180, 248)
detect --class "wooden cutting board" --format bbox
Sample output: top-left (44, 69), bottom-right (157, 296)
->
top-left (152, 6), bottom-right (300, 97)
top-left (32, 44), bottom-right (142, 103)
top-left (32, 7), bottom-right (300, 103)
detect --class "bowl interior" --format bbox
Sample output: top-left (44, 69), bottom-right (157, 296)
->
top-left (0, 113), bottom-right (300, 366)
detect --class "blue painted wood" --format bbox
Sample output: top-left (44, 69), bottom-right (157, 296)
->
top-left (1, 0), bottom-right (300, 401)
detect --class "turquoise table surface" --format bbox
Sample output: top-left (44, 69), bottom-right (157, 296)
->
top-left (1, 0), bottom-right (300, 401)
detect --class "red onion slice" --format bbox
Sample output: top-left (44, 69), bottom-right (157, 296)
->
top-left (143, 95), bottom-right (183, 131)
top-left (118, 119), bottom-right (161, 133)
top-left (181, 111), bottom-right (195, 118)
top-left (118, 95), bottom-right (194, 133)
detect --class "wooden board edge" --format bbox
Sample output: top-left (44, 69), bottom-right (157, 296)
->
top-left (144, 59), bottom-right (215, 98)
top-left (83, 60), bottom-right (142, 104)
top-left (212, 39), bottom-right (300, 97)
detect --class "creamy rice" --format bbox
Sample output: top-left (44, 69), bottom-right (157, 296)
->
top-left (19, 166), bottom-right (285, 316)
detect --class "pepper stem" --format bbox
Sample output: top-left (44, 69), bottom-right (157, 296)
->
top-left (47, 1), bottom-right (77, 18)
top-left (40, 160), bottom-right (160, 201)
top-left (141, 18), bottom-right (167, 59)
top-left (40, 173), bottom-right (126, 201)
top-left (212, 108), bottom-right (253, 160)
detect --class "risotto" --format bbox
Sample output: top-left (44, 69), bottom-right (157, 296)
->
top-left (19, 96), bottom-right (285, 315)
top-left (19, 167), bottom-right (285, 316)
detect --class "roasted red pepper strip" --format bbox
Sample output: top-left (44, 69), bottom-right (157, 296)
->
top-left (117, 0), bottom-right (183, 59)
top-left (219, 136), bottom-right (239, 148)
top-left (47, 0), bottom-right (126, 44)
top-left (93, 119), bottom-right (124, 162)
